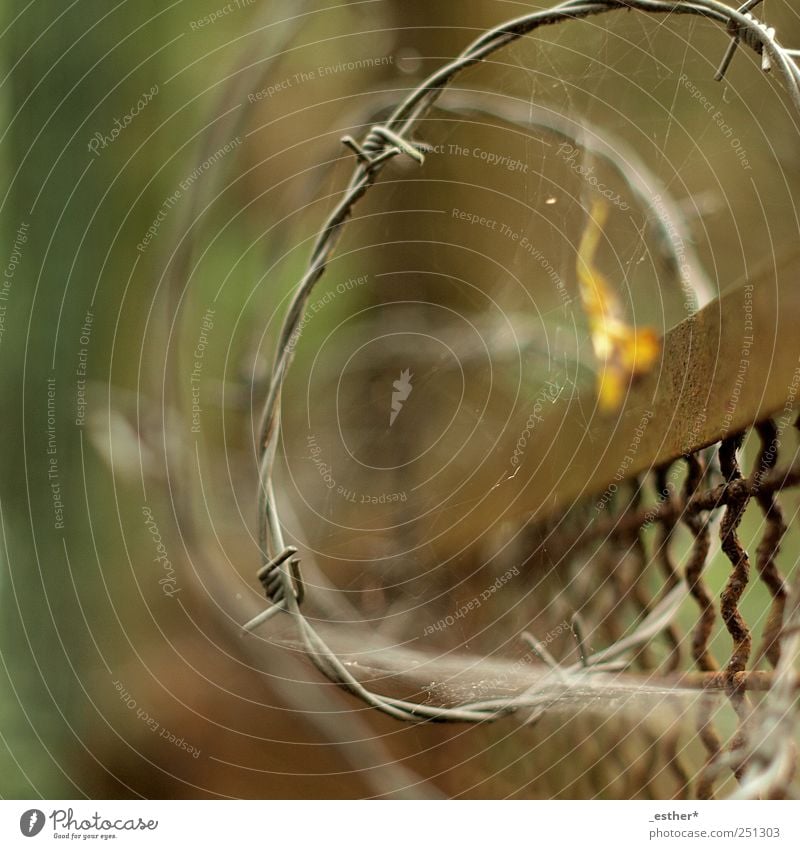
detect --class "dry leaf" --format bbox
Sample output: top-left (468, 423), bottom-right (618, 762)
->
top-left (576, 200), bottom-right (660, 412)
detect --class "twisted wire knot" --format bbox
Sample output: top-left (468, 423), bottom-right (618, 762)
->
top-left (737, 13), bottom-right (776, 60)
top-left (341, 124), bottom-right (426, 171)
top-left (715, 1), bottom-right (776, 80)
top-left (257, 545), bottom-right (304, 605)
top-left (243, 546), bottom-right (305, 631)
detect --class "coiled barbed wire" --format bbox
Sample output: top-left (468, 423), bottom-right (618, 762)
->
top-left (244, 0), bottom-right (800, 729)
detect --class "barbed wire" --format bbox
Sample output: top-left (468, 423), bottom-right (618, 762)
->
top-left (243, 0), bottom-right (800, 750)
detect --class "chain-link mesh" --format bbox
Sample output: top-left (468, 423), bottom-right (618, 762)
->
top-left (526, 420), bottom-right (800, 798)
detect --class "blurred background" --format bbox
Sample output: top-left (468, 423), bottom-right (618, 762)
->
top-left (1, 0), bottom-right (800, 799)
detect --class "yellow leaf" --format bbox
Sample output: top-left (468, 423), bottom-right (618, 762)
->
top-left (576, 200), bottom-right (660, 412)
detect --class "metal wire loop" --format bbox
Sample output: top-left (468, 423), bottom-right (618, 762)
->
top-left (245, 0), bottom-right (800, 746)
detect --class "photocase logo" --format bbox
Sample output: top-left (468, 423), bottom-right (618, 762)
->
top-left (389, 368), bottom-right (413, 426)
top-left (19, 809), bottom-right (45, 837)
